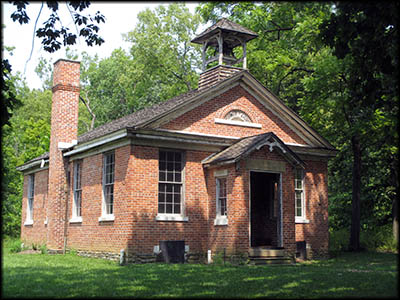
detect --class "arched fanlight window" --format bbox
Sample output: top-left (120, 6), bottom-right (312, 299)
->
top-left (224, 110), bottom-right (251, 123)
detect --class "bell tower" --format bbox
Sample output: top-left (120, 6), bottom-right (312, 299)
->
top-left (192, 18), bottom-right (258, 89)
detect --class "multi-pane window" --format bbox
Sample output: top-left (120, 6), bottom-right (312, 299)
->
top-left (216, 177), bottom-right (227, 217)
top-left (158, 150), bottom-right (183, 215)
top-left (73, 160), bottom-right (82, 217)
top-left (27, 174), bottom-right (35, 222)
top-left (295, 169), bottom-right (305, 218)
top-left (103, 152), bottom-right (115, 215)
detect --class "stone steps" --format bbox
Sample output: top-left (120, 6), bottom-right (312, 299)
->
top-left (248, 247), bottom-right (294, 265)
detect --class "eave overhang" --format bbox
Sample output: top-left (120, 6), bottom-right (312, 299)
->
top-left (202, 132), bottom-right (306, 169)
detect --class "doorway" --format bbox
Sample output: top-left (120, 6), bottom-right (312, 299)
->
top-left (250, 171), bottom-right (282, 248)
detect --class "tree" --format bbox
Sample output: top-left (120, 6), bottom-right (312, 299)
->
top-left (320, 2), bottom-right (399, 250)
top-left (197, 1), bottom-right (399, 249)
top-left (2, 1), bottom-right (105, 236)
top-left (79, 3), bottom-right (202, 130)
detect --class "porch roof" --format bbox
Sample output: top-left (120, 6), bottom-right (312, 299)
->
top-left (202, 132), bottom-right (305, 169)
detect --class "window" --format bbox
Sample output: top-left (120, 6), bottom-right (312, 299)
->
top-left (216, 177), bottom-right (227, 217)
top-left (225, 110), bottom-right (251, 122)
top-left (158, 150), bottom-right (183, 215)
top-left (72, 160), bottom-right (82, 220)
top-left (26, 174), bottom-right (34, 224)
top-left (102, 152), bottom-right (115, 217)
top-left (295, 169), bottom-right (305, 220)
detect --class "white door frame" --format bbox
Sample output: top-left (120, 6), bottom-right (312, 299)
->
top-left (248, 170), bottom-right (283, 248)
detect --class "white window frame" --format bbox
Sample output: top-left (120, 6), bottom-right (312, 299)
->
top-left (70, 160), bottom-right (83, 223)
top-left (25, 174), bottom-right (34, 225)
top-left (214, 175), bottom-right (228, 226)
top-left (99, 151), bottom-right (115, 221)
top-left (295, 169), bottom-right (309, 223)
top-left (156, 149), bottom-right (188, 222)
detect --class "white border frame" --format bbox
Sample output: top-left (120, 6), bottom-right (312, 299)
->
top-left (249, 170), bottom-right (283, 248)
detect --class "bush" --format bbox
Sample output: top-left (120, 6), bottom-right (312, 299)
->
top-left (329, 224), bottom-right (398, 253)
top-left (9, 239), bottom-right (23, 253)
top-left (360, 224), bottom-right (398, 252)
top-left (329, 228), bottom-right (349, 253)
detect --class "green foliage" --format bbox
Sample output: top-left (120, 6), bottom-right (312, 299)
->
top-left (2, 83), bottom-right (52, 237)
top-left (198, 2), bottom-right (398, 241)
top-left (329, 225), bottom-right (398, 253)
top-left (80, 3), bottom-right (202, 131)
top-left (7, 238), bottom-right (24, 253)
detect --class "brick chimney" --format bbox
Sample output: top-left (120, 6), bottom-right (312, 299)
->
top-left (47, 59), bottom-right (80, 252)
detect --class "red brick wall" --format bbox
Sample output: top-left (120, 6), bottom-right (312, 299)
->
top-left (295, 159), bottom-right (329, 258)
top-left (126, 146), bottom-right (212, 255)
top-left (21, 73), bottom-right (329, 259)
top-left (162, 85), bottom-right (307, 145)
top-left (66, 145), bottom-right (213, 256)
top-left (205, 146), bottom-right (300, 257)
top-left (66, 145), bottom-right (132, 253)
top-left (21, 169), bottom-right (49, 245)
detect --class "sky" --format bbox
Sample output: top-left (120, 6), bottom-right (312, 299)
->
top-left (1, 1), bottom-right (201, 90)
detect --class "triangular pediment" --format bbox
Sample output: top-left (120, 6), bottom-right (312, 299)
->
top-left (202, 132), bottom-right (305, 169)
top-left (138, 71), bottom-right (334, 150)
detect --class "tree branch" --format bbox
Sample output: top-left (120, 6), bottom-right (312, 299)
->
top-left (24, 2), bottom-right (44, 74)
top-left (276, 67), bottom-right (314, 95)
top-left (79, 92), bottom-right (96, 130)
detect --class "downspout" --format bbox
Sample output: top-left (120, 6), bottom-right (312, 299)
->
top-left (63, 160), bottom-right (71, 254)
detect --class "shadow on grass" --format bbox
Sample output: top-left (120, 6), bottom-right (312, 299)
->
top-left (3, 252), bottom-right (398, 298)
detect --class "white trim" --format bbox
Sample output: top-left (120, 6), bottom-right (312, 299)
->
top-left (295, 169), bottom-right (306, 220)
top-left (63, 130), bottom-right (127, 157)
top-left (214, 216), bottom-right (228, 226)
top-left (214, 169), bottom-right (228, 177)
top-left (69, 139), bottom-right (130, 161)
top-left (98, 215), bottom-right (115, 222)
top-left (155, 214), bottom-right (189, 222)
top-left (214, 118), bottom-right (262, 128)
top-left (58, 140), bottom-right (77, 150)
top-left (69, 216), bottom-right (83, 223)
top-left (249, 170), bottom-right (283, 248)
top-left (136, 133), bottom-right (228, 146)
top-left (285, 142), bottom-right (311, 148)
top-left (102, 151), bottom-right (115, 218)
top-left (157, 128), bottom-right (240, 140)
top-left (295, 218), bottom-right (310, 224)
top-left (24, 220), bottom-right (33, 226)
top-left (17, 159), bottom-right (49, 172)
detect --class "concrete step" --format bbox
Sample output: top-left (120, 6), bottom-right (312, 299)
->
top-left (249, 256), bottom-right (294, 265)
top-left (248, 248), bottom-right (285, 257)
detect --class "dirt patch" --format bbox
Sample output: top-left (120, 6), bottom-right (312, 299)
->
top-left (18, 249), bottom-right (41, 254)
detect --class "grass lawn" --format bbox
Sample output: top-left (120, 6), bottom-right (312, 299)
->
top-left (2, 242), bottom-right (398, 298)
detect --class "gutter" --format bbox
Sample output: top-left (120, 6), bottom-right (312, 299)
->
top-left (63, 129), bottom-right (128, 157)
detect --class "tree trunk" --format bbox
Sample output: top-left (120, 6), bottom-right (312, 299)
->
top-left (393, 196), bottom-right (398, 243)
top-left (349, 134), bottom-right (362, 251)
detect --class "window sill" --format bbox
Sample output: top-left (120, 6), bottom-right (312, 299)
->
top-left (214, 216), bottom-right (228, 226)
top-left (155, 214), bottom-right (188, 222)
top-left (24, 220), bottom-right (33, 226)
top-left (295, 218), bottom-right (310, 224)
top-left (214, 118), bottom-right (262, 129)
top-left (69, 217), bottom-right (83, 223)
top-left (98, 215), bottom-right (115, 222)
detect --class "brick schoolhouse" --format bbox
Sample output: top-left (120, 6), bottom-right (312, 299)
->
top-left (17, 19), bottom-right (336, 263)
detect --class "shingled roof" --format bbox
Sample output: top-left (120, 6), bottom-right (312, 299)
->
top-left (191, 18), bottom-right (258, 45)
top-left (202, 132), bottom-right (305, 168)
top-left (78, 88), bottom-right (205, 143)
